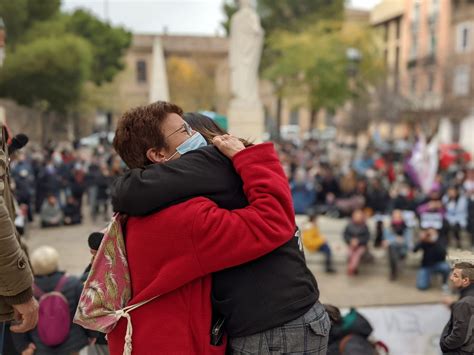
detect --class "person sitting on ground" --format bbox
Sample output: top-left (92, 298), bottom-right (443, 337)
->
top-left (413, 228), bottom-right (450, 291)
top-left (440, 262), bottom-right (474, 355)
top-left (325, 304), bottom-right (388, 355)
top-left (302, 212), bottom-right (336, 273)
top-left (63, 196), bottom-right (82, 226)
top-left (343, 209), bottom-right (371, 276)
top-left (11, 246), bottom-right (93, 355)
top-left (290, 168), bottom-right (317, 215)
top-left (39, 194), bottom-right (63, 228)
top-left (383, 209), bottom-right (410, 281)
top-left (366, 179), bottom-right (390, 247)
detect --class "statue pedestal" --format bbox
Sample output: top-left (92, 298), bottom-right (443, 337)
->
top-left (227, 100), bottom-right (265, 142)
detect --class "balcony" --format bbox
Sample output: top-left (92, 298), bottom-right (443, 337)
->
top-left (422, 54), bottom-right (436, 66)
top-left (410, 20), bottom-right (420, 33)
top-left (407, 58), bottom-right (417, 68)
top-left (428, 12), bottom-right (438, 26)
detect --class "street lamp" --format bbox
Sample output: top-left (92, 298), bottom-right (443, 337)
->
top-left (0, 18), bottom-right (5, 67)
top-left (346, 47), bottom-right (362, 77)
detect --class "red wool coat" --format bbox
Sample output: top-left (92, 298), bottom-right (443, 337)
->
top-left (107, 143), bottom-right (295, 355)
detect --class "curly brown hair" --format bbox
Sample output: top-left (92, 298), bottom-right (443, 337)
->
top-left (113, 101), bottom-right (184, 168)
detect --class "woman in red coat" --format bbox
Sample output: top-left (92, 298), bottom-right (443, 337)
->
top-left (108, 102), bottom-right (296, 354)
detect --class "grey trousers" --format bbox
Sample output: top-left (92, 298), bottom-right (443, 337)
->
top-left (87, 344), bottom-right (109, 355)
top-left (228, 302), bottom-right (330, 355)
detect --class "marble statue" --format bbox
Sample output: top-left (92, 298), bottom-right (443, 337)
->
top-left (229, 0), bottom-right (264, 107)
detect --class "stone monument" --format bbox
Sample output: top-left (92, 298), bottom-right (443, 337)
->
top-left (228, 0), bottom-right (265, 141)
top-left (149, 36), bottom-right (170, 103)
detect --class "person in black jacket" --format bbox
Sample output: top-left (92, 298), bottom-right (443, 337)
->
top-left (112, 111), bottom-right (329, 354)
top-left (366, 179), bottom-right (389, 247)
top-left (325, 305), bottom-right (383, 355)
top-left (440, 262), bottom-right (474, 355)
top-left (413, 228), bottom-right (450, 291)
top-left (63, 196), bottom-right (82, 226)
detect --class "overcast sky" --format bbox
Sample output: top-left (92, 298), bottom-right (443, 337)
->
top-left (62, 0), bottom-right (381, 36)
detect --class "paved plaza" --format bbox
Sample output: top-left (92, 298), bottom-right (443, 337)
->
top-left (23, 212), bottom-right (454, 308)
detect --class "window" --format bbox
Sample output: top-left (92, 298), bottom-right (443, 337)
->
top-left (394, 47), bottom-right (400, 92)
top-left (290, 109), bottom-right (300, 125)
top-left (413, 2), bottom-right (420, 23)
top-left (136, 60), bottom-right (147, 83)
top-left (410, 34), bottom-right (418, 59)
top-left (456, 22), bottom-right (472, 53)
top-left (453, 65), bottom-right (470, 96)
top-left (431, 0), bottom-right (439, 15)
top-left (429, 31), bottom-right (437, 56)
top-left (410, 74), bottom-right (417, 94)
top-left (428, 72), bottom-right (435, 92)
top-left (396, 18), bottom-right (401, 40)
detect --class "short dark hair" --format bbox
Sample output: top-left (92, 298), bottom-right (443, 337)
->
top-left (113, 101), bottom-right (184, 168)
top-left (454, 262), bottom-right (474, 282)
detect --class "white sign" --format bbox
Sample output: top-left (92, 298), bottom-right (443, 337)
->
top-left (353, 304), bottom-right (450, 355)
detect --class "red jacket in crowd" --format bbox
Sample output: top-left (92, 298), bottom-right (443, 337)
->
top-left (107, 143), bottom-right (295, 355)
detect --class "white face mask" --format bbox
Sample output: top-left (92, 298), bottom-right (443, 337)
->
top-left (166, 132), bottom-right (208, 161)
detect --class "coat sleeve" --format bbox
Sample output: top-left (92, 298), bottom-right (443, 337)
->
top-left (360, 226), bottom-right (371, 244)
top-left (0, 196), bottom-right (33, 304)
top-left (111, 147), bottom-right (236, 215)
top-left (11, 330), bottom-right (32, 353)
top-left (190, 143), bottom-right (296, 274)
top-left (440, 301), bottom-right (471, 351)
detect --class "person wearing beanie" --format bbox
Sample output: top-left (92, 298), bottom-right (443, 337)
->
top-left (12, 246), bottom-right (93, 355)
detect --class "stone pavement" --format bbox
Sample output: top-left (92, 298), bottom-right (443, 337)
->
top-left (23, 213), bottom-right (460, 308)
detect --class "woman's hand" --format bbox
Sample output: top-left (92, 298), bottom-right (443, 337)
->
top-left (21, 343), bottom-right (36, 355)
top-left (212, 135), bottom-right (245, 159)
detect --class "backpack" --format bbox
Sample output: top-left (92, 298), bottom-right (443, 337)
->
top-left (339, 334), bottom-right (389, 355)
top-left (74, 213), bottom-right (158, 355)
top-left (33, 275), bottom-right (71, 347)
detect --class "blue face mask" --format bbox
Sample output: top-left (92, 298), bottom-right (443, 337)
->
top-left (167, 132), bottom-right (207, 160)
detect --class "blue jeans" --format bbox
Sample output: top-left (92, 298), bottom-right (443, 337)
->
top-left (416, 262), bottom-right (451, 290)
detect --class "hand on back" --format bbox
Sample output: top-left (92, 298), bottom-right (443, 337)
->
top-left (212, 135), bottom-right (245, 159)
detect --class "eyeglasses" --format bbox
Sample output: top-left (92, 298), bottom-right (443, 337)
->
top-left (166, 122), bottom-right (193, 139)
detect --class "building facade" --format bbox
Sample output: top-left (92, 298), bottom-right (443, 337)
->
top-left (371, 0), bottom-right (405, 93)
top-left (450, 0), bottom-right (474, 151)
top-left (400, 0), bottom-right (451, 110)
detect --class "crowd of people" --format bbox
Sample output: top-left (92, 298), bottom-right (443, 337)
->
top-left (278, 138), bottom-right (474, 291)
top-left (10, 142), bottom-right (125, 233)
top-left (3, 107), bottom-right (474, 354)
